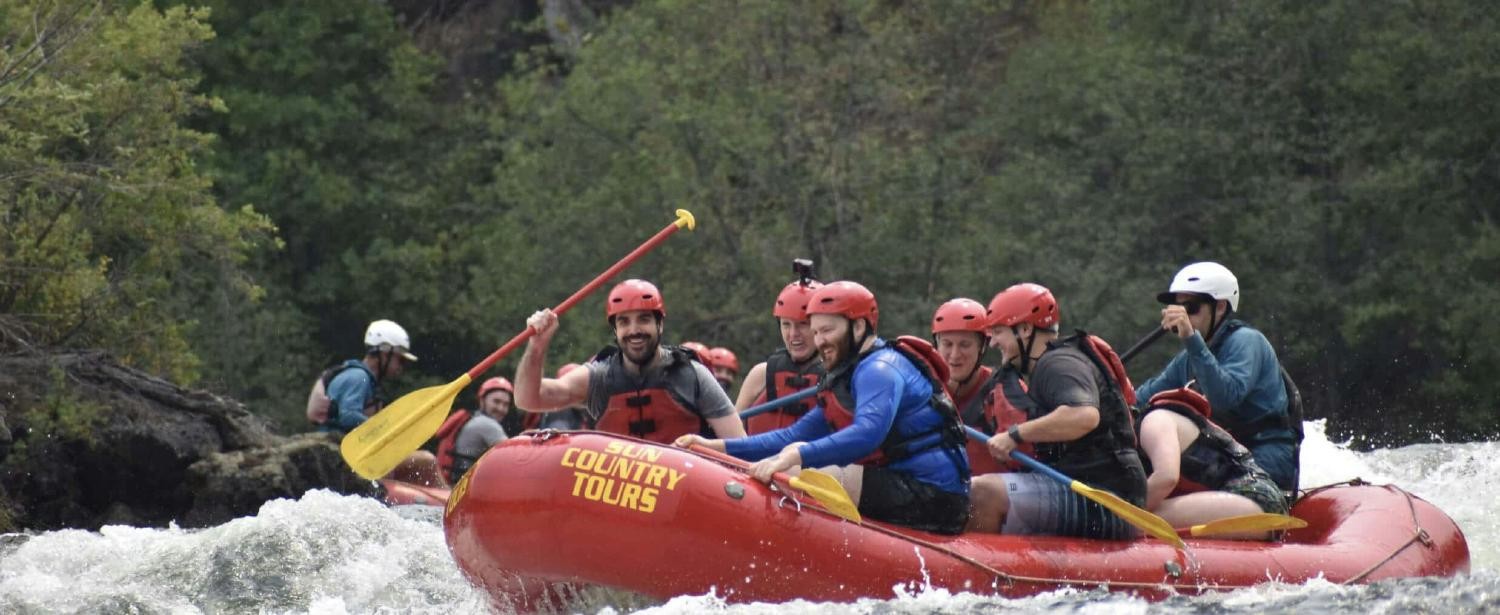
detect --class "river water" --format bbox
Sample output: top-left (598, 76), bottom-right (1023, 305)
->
top-left (1, 420), bottom-right (1496, 614)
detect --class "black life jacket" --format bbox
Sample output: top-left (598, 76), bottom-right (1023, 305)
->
top-left (1138, 389), bottom-right (1273, 494)
top-left (589, 345), bottom-right (710, 444)
top-left (1026, 332), bottom-right (1147, 505)
top-left (818, 336), bottom-right (968, 477)
top-left (746, 347), bottom-right (824, 435)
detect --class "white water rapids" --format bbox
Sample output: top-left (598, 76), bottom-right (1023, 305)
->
top-left (1, 420), bottom-right (1496, 614)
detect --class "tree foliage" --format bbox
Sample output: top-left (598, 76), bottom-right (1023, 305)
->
top-left (4, 0), bottom-right (1497, 444)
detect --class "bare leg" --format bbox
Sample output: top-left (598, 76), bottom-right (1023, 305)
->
top-left (1155, 491), bottom-right (1269, 540)
top-left (387, 450), bottom-right (445, 487)
top-left (966, 474), bottom-right (1009, 533)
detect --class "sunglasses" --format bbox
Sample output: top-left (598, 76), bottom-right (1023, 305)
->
top-left (1176, 299), bottom-right (1208, 315)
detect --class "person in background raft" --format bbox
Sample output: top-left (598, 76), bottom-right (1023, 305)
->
top-left (706, 347), bottom-right (740, 395)
top-left (436, 377), bottom-right (512, 485)
top-left (1136, 387), bottom-right (1287, 540)
top-left (1134, 262), bottom-right (1301, 494)
top-left (537, 363), bottom-right (594, 430)
top-left (677, 281), bottom-right (971, 535)
top-left (733, 278), bottom-right (826, 435)
top-left (967, 284), bottom-right (1147, 538)
top-left (513, 279), bottom-right (746, 444)
top-left (930, 298), bottom-right (1002, 475)
top-left (309, 319), bottom-right (442, 486)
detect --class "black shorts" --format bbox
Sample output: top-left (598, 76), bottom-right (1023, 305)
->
top-left (859, 466), bottom-right (969, 535)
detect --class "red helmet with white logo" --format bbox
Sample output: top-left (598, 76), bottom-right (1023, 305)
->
top-left (931, 298), bottom-right (990, 335)
top-left (806, 281), bottom-right (879, 330)
top-left (773, 280), bottom-right (824, 321)
top-left (606, 279), bottom-right (665, 320)
top-left (986, 283), bottom-right (1060, 330)
top-left (707, 347), bottom-right (739, 374)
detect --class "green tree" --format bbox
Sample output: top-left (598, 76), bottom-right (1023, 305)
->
top-left (0, 1), bottom-right (272, 382)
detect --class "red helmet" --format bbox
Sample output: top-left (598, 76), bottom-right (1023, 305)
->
top-left (707, 347), bottom-right (739, 373)
top-left (680, 341), bottom-right (711, 363)
top-left (478, 377), bottom-right (513, 399)
top-left (806, 281), bottom-right (878, 330)
top-left (931, 298), bottom-right (990, 335)
top-left (606, 279), bottom-right (665, 319)
top-left (556, 362), bottom-right (583, 378)
top-left (986, 283), bottom-right (1060, 330)
top-left (773, 280), bottom-right (824, 321)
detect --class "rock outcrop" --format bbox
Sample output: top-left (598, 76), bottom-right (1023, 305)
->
top-left (0, 352), bottom-right (377, 531)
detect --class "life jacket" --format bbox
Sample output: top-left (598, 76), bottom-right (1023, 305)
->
top-left (976, 365), bottom-right (1036, 474)
top-left (1023, 332), bottom-right (1147, 504)
top-left (1139, 388), bottom-right (1273, 496)
top-left (435, 409), bottom-right (476, 484)
top-left (818, 336), bottom-right (968, 474)
top-left (1207, 320), bottom-right (1304, 492)
top-left (950, 365), bottom-right (1003, 475)
top-left (590, 345), bottom-right (710, 444)
top-left (305, 362), bottom-right (381, 427)
top-left (745, 347), bottom-right (825, 435)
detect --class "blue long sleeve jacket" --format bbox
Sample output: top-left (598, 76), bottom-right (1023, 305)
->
top-left (1135, 321), bottom-right (1290, 442)
top-left (322, 360), bottom-right (377, 434)
top-left (725, 341), bottom-right (969, 494)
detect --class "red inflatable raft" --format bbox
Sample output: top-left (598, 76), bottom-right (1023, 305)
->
top-left (443, 431), bottom-right (1469, 610)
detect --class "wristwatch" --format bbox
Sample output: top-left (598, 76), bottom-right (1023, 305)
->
top-left (1007, 424), bottom-right (1025, 444)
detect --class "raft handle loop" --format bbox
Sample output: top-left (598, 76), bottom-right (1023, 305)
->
top-left (776, 491), bottom-right (803, 515)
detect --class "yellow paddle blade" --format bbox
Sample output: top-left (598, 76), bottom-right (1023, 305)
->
top-left (1070, 480), bottom-right (1185, 549)
top-left (789, 469), bottom-right (861, 523)
top-left (1187, 512), bottom-right (1308, 537)
top-left (340, 375), bottom-right (471, 479)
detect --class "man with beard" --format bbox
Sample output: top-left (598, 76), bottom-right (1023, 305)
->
top-left (966, 283), bottom-right (1147, 538)
top-left (677, 281), bottom-right (971, 535)
top-left (733, 279), bottom-right (826, 434)
top-left (513, 279), bottom-right (746, 444)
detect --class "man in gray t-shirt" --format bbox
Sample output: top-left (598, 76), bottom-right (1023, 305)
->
top-left (513, 279), bottom-right (745, 444)
top-left (449, 377), bottom-right (512, 482)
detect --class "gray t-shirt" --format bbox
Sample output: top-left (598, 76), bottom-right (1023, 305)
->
top-left (1029, 345), bottom-right (1102, 411)
top-left (584, 351), bottom-right (735, 422)
top-left (454, 412), bottom-right (507, 460)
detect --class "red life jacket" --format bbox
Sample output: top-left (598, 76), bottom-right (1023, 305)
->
top-left (591, 345), bottom-right (710, 444)
top-left (746, 347), bottom-right (825, 435)
top-left (819, 336), bottom-right (967, 470)
top-left (435, 409), bottom-right (475, 484)
top-left (976, 365), bottom-right (1037, 473)
top-left (1141, 387), bottom-right (1270, 496)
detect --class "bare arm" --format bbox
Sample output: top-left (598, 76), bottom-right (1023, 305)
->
top-left (987, 404), bottom-right (1100, 460)
top-left (1139, 410), bottom-right (1183, 510)
top-left (733, 362), bottom-right (769, 411)
top-left (705, 412), bottom-right (747, 439)
top-left (513, 309), bottom-right (589, 411)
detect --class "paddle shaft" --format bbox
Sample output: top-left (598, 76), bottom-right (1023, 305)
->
top-left (1118, 327), bottom-right (1167, 365)
top-left (738, 387), bottom-right (818, 419)
top-left (465, 216), bottom-right (691, 381)
top-left (963, 425), bottom-right (1071, 485)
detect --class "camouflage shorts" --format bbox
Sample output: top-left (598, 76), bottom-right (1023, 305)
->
top-left (1223, 473), bottom-right (1289, 515)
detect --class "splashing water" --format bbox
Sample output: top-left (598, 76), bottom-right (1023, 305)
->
top-left (1, 421), bottom-right (1496, 614)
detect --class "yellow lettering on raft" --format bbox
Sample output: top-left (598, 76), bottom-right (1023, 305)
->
top-left (559, 445), bottom-right (687, 513)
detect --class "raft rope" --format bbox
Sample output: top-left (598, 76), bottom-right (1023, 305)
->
top-left (720, 456), bottom-right (1439, 594)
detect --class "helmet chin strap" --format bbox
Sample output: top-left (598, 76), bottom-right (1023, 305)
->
top-left (1013, 326), bottom-right (1038, 374)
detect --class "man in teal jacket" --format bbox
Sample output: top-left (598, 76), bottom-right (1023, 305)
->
top-left (1135, 262), bottom-right (1299, 492)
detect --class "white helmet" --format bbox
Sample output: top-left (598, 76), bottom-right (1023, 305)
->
top-left (364, 319), bottom-right (418, 361)
top-left (1157, 262), bottom-right (1240, 311)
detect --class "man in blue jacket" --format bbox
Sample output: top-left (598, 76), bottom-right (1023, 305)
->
top-left (677, 281), bottom-right (971, 535)
top-left (1135, 262), bottom-right (1299, 492)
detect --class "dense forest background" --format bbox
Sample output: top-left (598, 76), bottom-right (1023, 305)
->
top-left (2, 0), bottom-right (1497, 447)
